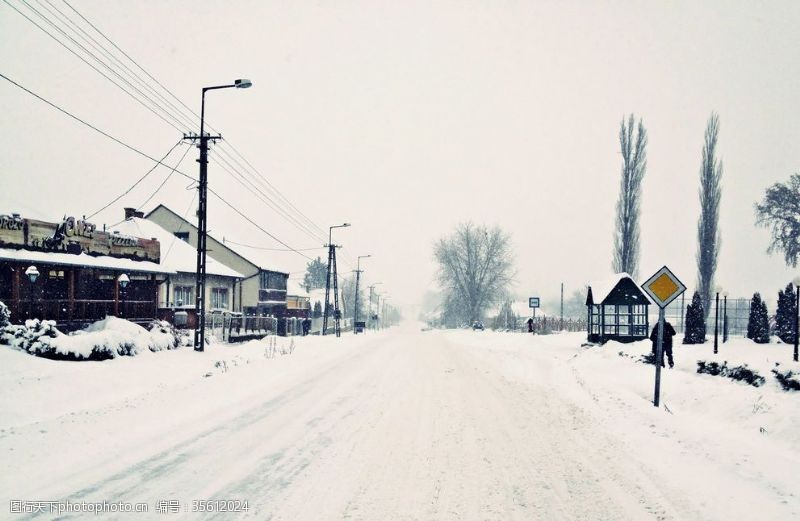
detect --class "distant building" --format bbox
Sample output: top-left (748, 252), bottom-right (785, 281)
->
top-left (586, 273), bottom-right (650, 344)
top-left (145, 204), bottom-right (290, 317)
top-left (285, 280), bottom-right (311, 319)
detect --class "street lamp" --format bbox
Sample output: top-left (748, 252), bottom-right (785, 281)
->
top-left (322, 223), bottom-right (350, 337)
top-left (793, 276), bottom-right (800, 362)
top-left (354, 255), bottom-right (370, 334)
top-left (118, 274), bottom-right (130, 318)
top-left (25, 266), bottom-right (39, 319)
top-left (722, 291), bottom-right (729, 343)
top-left (713, 286), bottom-right (721, 354)
top-left (193, 78), bottom-right (253, 352)
top-left (369, 282), bottom-right (382, 331)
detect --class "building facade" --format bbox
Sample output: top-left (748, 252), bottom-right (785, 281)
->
top-left (0, 212), bottom-right (171, 329)
top-left (145, 205), bottom-right (290, 317)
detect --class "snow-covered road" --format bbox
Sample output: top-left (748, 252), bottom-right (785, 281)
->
top-left (2, 325), bottom-right (798, 520)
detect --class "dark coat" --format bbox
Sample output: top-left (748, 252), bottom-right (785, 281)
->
top-left (650, 322), bottom-right (677, 349)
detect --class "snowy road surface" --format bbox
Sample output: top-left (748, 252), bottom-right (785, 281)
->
top-left (2, 324), bottom-right (798, 520)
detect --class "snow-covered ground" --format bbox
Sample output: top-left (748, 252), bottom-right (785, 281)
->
top-left (1, 324), bottom-right (798, 520)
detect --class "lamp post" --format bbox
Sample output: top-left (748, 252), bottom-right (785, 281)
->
top-left (192, 78), bottom-right (252, 352)
top-left (382, 296), bottom-right (391, 329)
top-left (353, 255), bottom-right (370, 334)
top-left (369, 282), bottom-right (382, 331)
top-left (793, 276), bottom-right (800, 362)
top-left (322, 223), bottom-right (350, 336)
top-left (25, 266), bottom-right (39, 319)
top-left (118, 274), bottom-right (129, 318)
top-left (713, 287), bottom-right (721, 354)
top-left (722, 291), bottom-right (729, 343)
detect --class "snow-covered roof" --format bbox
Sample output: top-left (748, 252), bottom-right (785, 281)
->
top-left (145, 204), bottom-right (298, 275)
top-left (0, 247), bottom-right (174, 274)
top-left (587, 273), bottom-right (650, 305)
top-left (112, 218), bottom-right (243, 279)
top-left (218, 239), bottom-right (300, 276)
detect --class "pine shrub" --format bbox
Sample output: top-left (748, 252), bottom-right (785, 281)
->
top-left (747, 293), bottom-right (770, 344)
top-left (683, 291), bottom-right (706, 344)
top-left (775, 283), bottom-right (797, 344)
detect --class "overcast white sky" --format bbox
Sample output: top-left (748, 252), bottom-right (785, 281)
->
top-left (1, 0), bottom-right (799, 309)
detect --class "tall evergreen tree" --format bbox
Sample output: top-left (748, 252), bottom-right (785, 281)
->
top-left (747, 292), bottom-right (770, 344)
top-left (303, 257), bottom-right (328, 291)
top-left (312, 301), bottom-right (322, 319)
top-left (612, 114), bottom-right (647, 279)
top-left (683, 291), bottom-right (707, 344)
top-left (696, 113), bottom-right (723, 318)
top-left (775, 283), bottom-right (797, 344)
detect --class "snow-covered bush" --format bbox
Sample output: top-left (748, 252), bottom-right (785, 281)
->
top-left (1, 316), bottom-right (181, 361)
top-left (697, 360), bottom-right (766, 387)
top-left (772, 365), bottom-right (800, 391)
top-left (0, 301), bottom-right (10, 328)
top-left (147, 320), bottom-right (181, 351)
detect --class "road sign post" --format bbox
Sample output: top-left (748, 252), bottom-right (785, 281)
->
top-left (529, 297), bottom-right (539, 334)
top-left (641, 266), bottom-right (687, 408)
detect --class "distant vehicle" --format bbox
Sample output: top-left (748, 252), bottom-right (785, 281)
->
top-left (472, 321), bottom-right (484, 331)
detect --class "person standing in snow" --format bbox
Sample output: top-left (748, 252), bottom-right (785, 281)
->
top-left (650, 321), bottom-right (677, 368)
top-left (527, 317), bottom-right (534, 333)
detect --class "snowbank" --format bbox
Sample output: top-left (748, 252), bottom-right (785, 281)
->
top-left (1, 315), bottom-right (181, 360)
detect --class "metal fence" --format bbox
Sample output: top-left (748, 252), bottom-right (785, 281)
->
top-left (655, 296), bottom-right (751, 337)
top-left (202, 314), bottom-right (356, 342)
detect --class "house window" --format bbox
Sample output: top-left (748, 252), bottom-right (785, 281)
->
top-left (174, 286), bottom-right (193, 307)
top-left (174, 231), bottom-right (189, 242)
top-left (260, 271), bottom-right (287, 290)
top-left (211, 288), bottom-right (229, 310)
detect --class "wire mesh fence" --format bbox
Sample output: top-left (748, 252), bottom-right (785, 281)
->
top-left (656, 296), bottom-right (751, 337)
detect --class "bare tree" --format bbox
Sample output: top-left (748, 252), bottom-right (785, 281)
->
top-left (696, 113), bottom-right (723, 316)
top-left (339, 275), bottom-right (365, 319)
top-left (433, 222), bottom-right (514, 325)
top-left (755, 173), bottom-right (800, 267)
top-left (613, 114), bottom-right (648, 279)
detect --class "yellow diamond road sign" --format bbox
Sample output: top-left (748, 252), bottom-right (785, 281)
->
top-left (642, 266), bottom-right (686, 308)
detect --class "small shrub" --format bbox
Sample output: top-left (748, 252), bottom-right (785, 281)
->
top-left (697, 360), bottom-right (765, 387)
top-left (772, 365), bottom-right (800, 391)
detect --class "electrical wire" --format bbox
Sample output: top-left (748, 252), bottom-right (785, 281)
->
top-left (221, 238), bottom-right (324, 252)
top-left (136, 143), bottom-right (193, 211)
top-left (0, 71), bottom-right (197, 183)
top-left (86, 140), bottom-right (183, 219)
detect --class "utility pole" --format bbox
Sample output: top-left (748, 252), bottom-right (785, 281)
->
top-left (322, 223), bottom-right (349, 337)
top-left (187, 78), bottom-right (252, 352)
top-left (353, 255), bottom-right (370, 334)
top-left (560, 282), bottom-right (564, 331)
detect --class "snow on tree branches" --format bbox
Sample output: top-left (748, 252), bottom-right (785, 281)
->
top-left (747, 293), bottom-right (770, 344)
top-left (612, 114), bottom-right (647, 280)
top-left (696, 113), bottom-right (723, 318)
top-left (755, 173), bottom-right (800, 267)
top-left (683, 291), bottom-right (707, 344)
top-left (434, 222), bottom-right (514, 326)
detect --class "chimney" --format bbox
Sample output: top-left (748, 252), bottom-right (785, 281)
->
top-left (124, 208), bottom-right (145, 220)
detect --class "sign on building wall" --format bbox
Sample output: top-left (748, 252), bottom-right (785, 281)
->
top-left (0, 214), bottom-right (160, 262)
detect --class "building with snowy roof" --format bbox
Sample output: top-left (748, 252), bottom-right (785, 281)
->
top-left (145, 204), bottom-right (293, 317)
top-left (112, 215), bottom-right (244, 326)
top-left (585, 273), bottom-right (651, 344)
top-left (0, 211), bottom-right (173, 329)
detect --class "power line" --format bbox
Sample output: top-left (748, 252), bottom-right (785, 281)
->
top-left (86, 140), bottom-right (183, 219)
top-left (137, 143), bottom-right (193, 211)
top-left (56, 0), bottom-right (328, 242)
top-left (2, 0), bottom-right (186, 133)
top-left (0, 71), bottom-right (197, 183)
top-left (221, 238), bottom-right (324, 252)
top-left (208, 188), bottom-right (316, 262)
